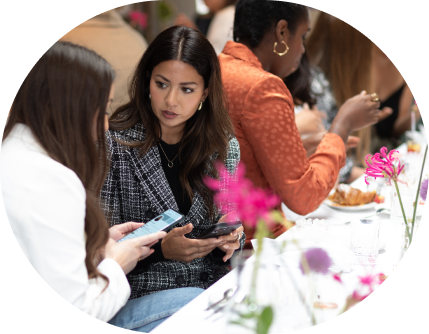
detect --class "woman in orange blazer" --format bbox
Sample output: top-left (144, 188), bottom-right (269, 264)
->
top-left (219, 0), bottom-right (382, 247)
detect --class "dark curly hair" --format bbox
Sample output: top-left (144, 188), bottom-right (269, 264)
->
top-left (233, 0), bottom-right (308, 48)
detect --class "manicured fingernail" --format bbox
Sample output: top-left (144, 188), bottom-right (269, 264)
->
top-left (223, 245), bottom-right (229, 249)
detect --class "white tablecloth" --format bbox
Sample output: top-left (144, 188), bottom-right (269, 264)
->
top-left (152, 143), bottom-right (427, 333)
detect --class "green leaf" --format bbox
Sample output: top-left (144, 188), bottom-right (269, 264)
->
top-left (256, 306), bottom-right (274, 334)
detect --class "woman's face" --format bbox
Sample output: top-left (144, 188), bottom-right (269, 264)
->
top-left (272, 16), bottom-right (310, 79)
top-left (149, 60), bottom-right (208, 140)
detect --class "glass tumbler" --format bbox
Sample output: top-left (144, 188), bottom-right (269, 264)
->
top-left (350, 218), bottom-right (380, 266)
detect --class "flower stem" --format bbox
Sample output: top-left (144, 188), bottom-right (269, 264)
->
top-left (393, 179), bottom-right (411, 242)
top-left (250, 220), bottom-right (267, 303)
top-left (277, 240), bottom-right (316, 326)
top-left (411, 145), bottom-right (428, 244)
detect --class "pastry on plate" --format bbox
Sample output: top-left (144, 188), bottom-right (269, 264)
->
top-left (328, 184), bottom-right (376, 206)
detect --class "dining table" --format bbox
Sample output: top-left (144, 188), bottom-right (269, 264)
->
top-left (151, 142), bottom-right (427, 334)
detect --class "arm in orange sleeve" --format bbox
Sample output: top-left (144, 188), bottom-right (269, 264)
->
top-left (240, 76), bottom-right (346, 215)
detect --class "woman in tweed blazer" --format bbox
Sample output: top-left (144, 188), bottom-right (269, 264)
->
top-left (101, 26), bottom-right (244, 300)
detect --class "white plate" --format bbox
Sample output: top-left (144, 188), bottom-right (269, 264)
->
top-left (323, 199), bottom-right (376, 212)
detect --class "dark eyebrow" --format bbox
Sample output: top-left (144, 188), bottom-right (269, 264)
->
top-left (155, 74), bottom-right (197, 86)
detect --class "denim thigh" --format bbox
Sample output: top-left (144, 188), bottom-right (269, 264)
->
top-left (108, 287), bottom-right (204, 332)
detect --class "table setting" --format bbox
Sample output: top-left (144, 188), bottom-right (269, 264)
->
top-left (152, 137), bottom-right (428, 334)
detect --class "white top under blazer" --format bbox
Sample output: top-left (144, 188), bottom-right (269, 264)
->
top-left (1, 124), bottom-right (130, 322)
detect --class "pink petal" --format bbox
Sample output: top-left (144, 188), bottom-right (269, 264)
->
top-left (204, 176), bottom-right (220, 191)
top-left (333, 274), bottom-right (342, 283)
top-left (380, 147), bottom-right (388, 160)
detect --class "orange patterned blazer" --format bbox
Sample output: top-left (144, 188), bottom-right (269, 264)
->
top-left (219, 41), bottom-right (346, 246)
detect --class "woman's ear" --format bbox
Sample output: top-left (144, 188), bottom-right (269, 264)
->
top-left (276, 19), bottom-right (289, 42)
top-left (202, 88), bottom-right (209, 102)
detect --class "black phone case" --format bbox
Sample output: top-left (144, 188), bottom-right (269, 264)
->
top-left (195, 222), bottom-right (242, 239)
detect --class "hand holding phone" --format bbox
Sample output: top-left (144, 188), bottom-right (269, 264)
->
top-left (214, 223), bottom-right (244, 262)
top-left (195, 221), bottom-right (242, 239)
top-left (105, 231), bottom-right (166, 274)
top-left (161, 223), bottom-right (225, 263)
top-left (118, 209), bottom-right (184, 242)
top-left (109, 222), bottom-right (144, 242)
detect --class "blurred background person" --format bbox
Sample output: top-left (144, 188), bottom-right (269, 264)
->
top-left (306, 12), bottom-right (394, 182)
top-left (61, 9), bottom-right (148, 114)
top-left (371, 43), bottom-right (419, 152)
top-left (174, 0), bottom-right (237, 54)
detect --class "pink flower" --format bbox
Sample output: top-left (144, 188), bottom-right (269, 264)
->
top-left (128, 10), bottom-right (148, 30)
top-left (205, 162), bottom-right (280, 228)
top-left (364, 147), bottom-right (404, 185)
top-left (352, 290), bottom-right (370, 302)
top-left (344, 290), bottom-right (371, 311)
top-left (332, 273), bottom-right (342, 283)
top-left (358, 272), bottom-right (386, 292)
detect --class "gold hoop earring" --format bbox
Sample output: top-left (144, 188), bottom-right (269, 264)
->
top-left (198, 101), bottom-right (203, 110)
top-left (273, 41), bottom-right (289, 56)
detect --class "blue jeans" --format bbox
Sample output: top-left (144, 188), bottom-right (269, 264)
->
top-left (108, 287), bottom-right (204, 332)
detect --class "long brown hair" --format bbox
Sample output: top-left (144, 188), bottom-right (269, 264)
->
top-left (109, 26), bottom-right (234, 220)
top-left (307, 12), bottom-right (373, 165)
top-left (4, 41), bottom-right (114, 281)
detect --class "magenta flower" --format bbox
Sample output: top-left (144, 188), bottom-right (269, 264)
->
top-left (352, 290), bottom-right (369, 302)
top-left (343, 290), bottom-right (370, 311)
top-left (332, 273), bottom-right (342, 283)
top-left (128, 10), bottom-right (148, 30)
top-left (420, 179), bottom-right (428, 201)
top-left (357, 272), bottom-right (386, 293)
top-left (205, 162), bottom-right (280, 228)
top-left (299, 248), bottom-right (332, 275)
top-left (364, 147), bottom-right (404, 185)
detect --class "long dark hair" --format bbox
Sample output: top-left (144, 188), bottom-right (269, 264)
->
top-left (233, 0), bottom-right (308, 48)
top-left (306, 12), bottom-right (373, 165)
top-left (4, 41), bottom-right (115, 282)
top-left (109, 26), bottom-right (235, 220)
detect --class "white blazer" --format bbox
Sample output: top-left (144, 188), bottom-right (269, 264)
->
top-left (1, 124), bottom-right (130, 322)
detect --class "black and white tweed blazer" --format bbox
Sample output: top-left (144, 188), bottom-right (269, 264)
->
top-left (100, 122), bottom-right (243, 299)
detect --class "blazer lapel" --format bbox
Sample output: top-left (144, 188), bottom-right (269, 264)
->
top-left (127, 144), bottom-right (179, 216)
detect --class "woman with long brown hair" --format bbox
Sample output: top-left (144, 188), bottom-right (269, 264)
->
top-left (306, 12), bottom-right (394, 181)
top-left (101, 25), bottom-right (244, 300)
top-left (1, 41), bottom-right (203, 332)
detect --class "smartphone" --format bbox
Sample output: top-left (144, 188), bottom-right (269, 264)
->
top-left (195, 221), bottom-right (242, 239)
top-left (118, 209), bottom-right (184, 242)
